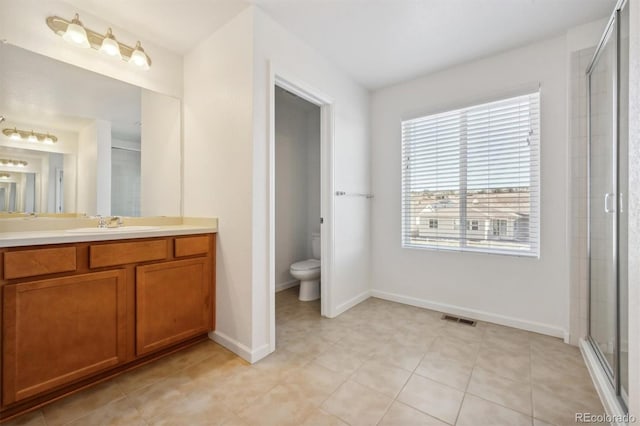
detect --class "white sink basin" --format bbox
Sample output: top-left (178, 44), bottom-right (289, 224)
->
top-left (65, 226), bottom-right (160, 233)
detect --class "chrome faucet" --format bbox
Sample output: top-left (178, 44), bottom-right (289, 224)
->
top-left (107, 216), bottom-right (124, 228)
top-left (96, 216), bottom-right (123, 228)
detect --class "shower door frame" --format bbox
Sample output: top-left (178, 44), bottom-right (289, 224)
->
top-left (586, 0), bottom-right (627, 410)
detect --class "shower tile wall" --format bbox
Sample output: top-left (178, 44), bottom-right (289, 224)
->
top-left (569, 47), bottom-right (595, 346)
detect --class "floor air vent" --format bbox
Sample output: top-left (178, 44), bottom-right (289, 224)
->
top-left (441, 314), bottom-right (477, 326)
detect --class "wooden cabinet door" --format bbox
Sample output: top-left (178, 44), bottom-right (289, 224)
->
top-left (2, 270), bottom-right (127, 405)
top-left (136, 258), bottom-right (211, 356)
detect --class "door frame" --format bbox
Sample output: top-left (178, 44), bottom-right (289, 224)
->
top-left (268, 62), bottom-right (335, 353)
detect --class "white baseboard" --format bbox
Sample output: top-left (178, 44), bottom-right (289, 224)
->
top-left (331, 290), bottom-right (371, 318)
top-left (276, 279), bottom-right (299, 292)
top-left (580, 339), bottom-right (629, 426)
top-left (370, 289), bottom-right (566, 338)
top-left (209, 331), bottom-right (273, 364)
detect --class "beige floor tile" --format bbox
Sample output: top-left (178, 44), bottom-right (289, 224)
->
top-left (238, 384), bottom-right (318, 426)
top-left (443, 321), bottom-right (485, 342)
top-left (1, 410), bottom-right (46, 426)
top-left (147, 391), bottom-right (242, 426)
top-left (456, 394), bottom-right (532, 426)
top-left (179, 351), bottom-right (250, 383)
top-left (379, 401), bottom-right (449, 426)
top-left (533, 418), bottom-right (554, 426)
top-left (163, 340), bottom-right (226, 372)
top-left (428, 336), bottom-right (480, 367)
top-left (370, 342), bottom-right (427, 371)
top-left (282, 335), bottom-right (334, 358)
top-left (202, 368), bottom-right (280, 414)
top-left (483, 332), bottom-right (531, 355)
top-left (126, 375), bottom-right (190, 420)
top-left (336, 331), bottom-right (386, 356)
top-left (253, 348), bottom-right (311, 379)
top-left (314, 345), bottom-right (367, 375)
top-left (42, 381), bottom-right (125, 426)
top-left (532, 384), bottom-right (605, 426)
top-left (66, 396), bottom-right (145, 426)
top-left (475, 345), bottom-right (531, 383)
top-left (467, 367), bottom-right (532, 415)
top-left (397, 375), bottom-right (464, 425)
top-left (352, 359), bottom-right (412, 397)
top-left (114, 357), bottom-right (178, 394)
top-left (386, 330), bottom-right (437, 352)
top-left (283, 361), bottom-right (349, 404)
top-left (321, 380), bottom-right (393, 426)
top-left (300, 409), bottom-right (349, 426)
top-left (414, 353), bottom-right (473, 391)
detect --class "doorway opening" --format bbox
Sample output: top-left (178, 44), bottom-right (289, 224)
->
top-left (268, 74), bottom-right (334, 353)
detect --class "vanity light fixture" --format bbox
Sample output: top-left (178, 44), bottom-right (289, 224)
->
top-left (0, 159), bottom-right (28, 168)
top-left (0, 173), bottom-right (10, 179)
top-left (2, 128), bottom-right (58, 143)
top-left (62, 14), bottom-right (90, 48)
top-left (46, 14), bottom-right (152, 70)
top-left (100, 28), bottom-right (121, 59)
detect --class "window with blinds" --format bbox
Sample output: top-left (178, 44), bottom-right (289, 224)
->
top-left (401, 91), bottom-right (540, 257)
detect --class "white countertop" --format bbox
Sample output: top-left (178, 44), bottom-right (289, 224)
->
top-left (0, 222), bottom-right (217, 248)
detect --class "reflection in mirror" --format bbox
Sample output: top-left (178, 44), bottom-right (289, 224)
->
top-left (0, 43), bottom-right (181, 217)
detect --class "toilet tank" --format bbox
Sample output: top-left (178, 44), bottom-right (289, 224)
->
top-left (311, 233), bottom-right (321, 259)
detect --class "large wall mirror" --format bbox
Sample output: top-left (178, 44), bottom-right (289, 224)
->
top-left (0, 43), bottom-right (181, 217)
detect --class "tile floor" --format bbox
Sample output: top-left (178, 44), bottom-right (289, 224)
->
top-left (4, 287), bottom-right (605, 426)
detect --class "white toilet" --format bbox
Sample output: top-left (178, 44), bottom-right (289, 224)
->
top-left (290, 233), bottom-right (321, 301)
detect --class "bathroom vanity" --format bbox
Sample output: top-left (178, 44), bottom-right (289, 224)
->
top-left (0, 221), bottom-right (217, 421)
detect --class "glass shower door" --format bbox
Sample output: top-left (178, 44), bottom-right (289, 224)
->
top-left (588, 18), bottom-right (617, 379)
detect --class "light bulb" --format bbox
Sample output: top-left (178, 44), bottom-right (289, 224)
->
top-left (129, 41), bottom-right (150, 70)
top-left (28, 131), bottom-right (38, 142)
top-left (9, 128), bottom-right (21, 140)
top-left (62, 14), bottom-right (90, 48)
top-left (100, 28), bottom-right (121, 58)
top-left (43, 134), bottom-right (54, 144)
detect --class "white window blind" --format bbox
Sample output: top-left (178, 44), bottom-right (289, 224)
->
top-left (401, 92), bottom-right (540, 257)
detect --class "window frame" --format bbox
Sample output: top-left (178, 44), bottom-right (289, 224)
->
top-left (400, 90), bottom-right (541, 258)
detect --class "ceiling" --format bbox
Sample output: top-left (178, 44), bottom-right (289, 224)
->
top-left (63, 0), bottom-right (614, 89)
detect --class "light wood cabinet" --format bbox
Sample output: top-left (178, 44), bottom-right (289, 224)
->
top-left (0, 233), bottom-right (216, 420)
top-left (2, 270), bottom-right (127, 405)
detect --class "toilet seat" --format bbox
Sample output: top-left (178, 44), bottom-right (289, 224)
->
top-left (290, 259), bottom-right (320, 271)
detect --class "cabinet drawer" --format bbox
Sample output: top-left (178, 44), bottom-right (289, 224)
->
top-left (174, 235), bottom-right (209, 258)
top-left (90, 240), bottom-right (167, 268)
top-left (3, 247), bottom-right (76, 280)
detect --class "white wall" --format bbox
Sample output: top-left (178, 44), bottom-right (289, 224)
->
top-left (252, 7), bottom-right (371, 358)
top-left (141, 90), bottom-right (181, 216)
top-left (371, 35), bottom-right (570, 337)
top-left (76, 119), bottom-right (110, 216)
top-left (0, 0), bottom-right (183, 98)
top-left (274, 90), bottom-right (320, 289)
top-left (183, 9), bottom-right (255, 357)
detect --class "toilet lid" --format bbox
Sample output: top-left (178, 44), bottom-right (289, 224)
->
top-left (290, 259), bottom-right (321, 271)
